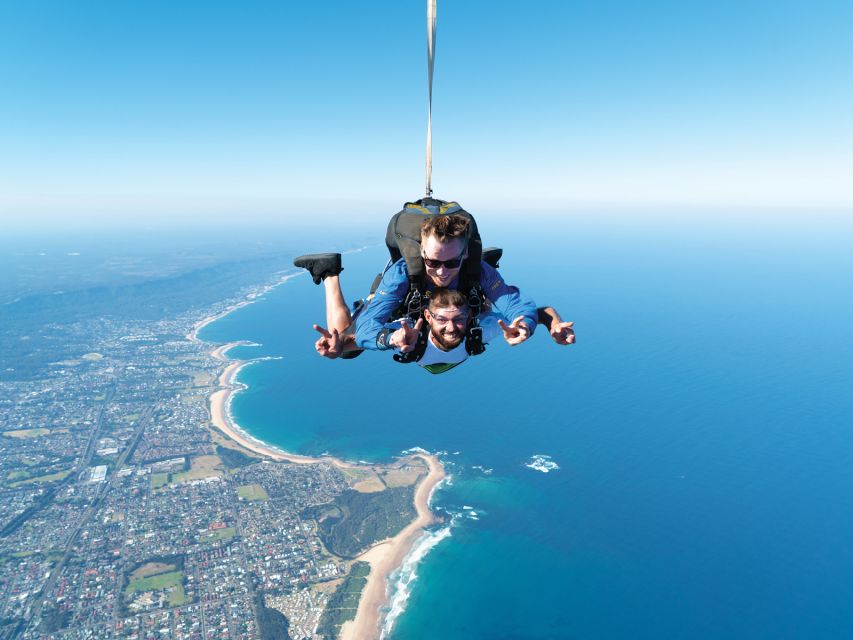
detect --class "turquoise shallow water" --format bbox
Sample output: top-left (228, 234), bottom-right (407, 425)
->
top-left (200, 214), bottom-right (853, 639)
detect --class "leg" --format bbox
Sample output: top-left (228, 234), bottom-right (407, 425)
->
top-left (294, 253), bottom-right (364, 359)
top-left (323, 274), bottom-right (352, 333)
top-left (293, 253), bottom-right (343, 285)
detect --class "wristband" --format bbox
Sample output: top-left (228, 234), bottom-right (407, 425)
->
top-left (376, 328), bottom-right (392, 350)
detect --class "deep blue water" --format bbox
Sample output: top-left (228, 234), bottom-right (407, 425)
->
top-left (199, 213), bottom-right (853, 639)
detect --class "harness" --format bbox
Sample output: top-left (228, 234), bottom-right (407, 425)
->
top-left (392, 315), bottom-right (485, 365)
top-left (384, 197), bottom-right (488, 362)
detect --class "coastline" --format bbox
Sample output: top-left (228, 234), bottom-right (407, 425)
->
top-left (186, 271), bottom-right (302, 344)
top-left (340, 455), bottom-right (445, 640)
top-left (198, 300), bottom-right (445, 639)
top-left (207, 341), bottom-right (341, 467)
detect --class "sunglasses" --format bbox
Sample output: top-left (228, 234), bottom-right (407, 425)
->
top-left (422, 251), bottom-right (465, 269)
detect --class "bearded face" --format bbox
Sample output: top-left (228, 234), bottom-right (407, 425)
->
top-left (425, 305), bottom-right (469, 351)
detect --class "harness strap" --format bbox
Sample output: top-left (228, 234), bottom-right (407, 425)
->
top-left (464, 283), bottom-right (487, 356)
top-left (401, 277), bottom-right (428, 322)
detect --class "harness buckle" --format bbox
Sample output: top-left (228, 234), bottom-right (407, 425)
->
top-left (467, 286), bottom-right (483, 316)
top-left (466, 324), bottom-right (486, 356)
top-left (406, 288), bottom-right (423, 321)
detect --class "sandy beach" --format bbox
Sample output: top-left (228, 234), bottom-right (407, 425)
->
top-left (340, 454), bottom-right (445, 640)
top-left (186, 271), bottom-right (302, 344)
top-left (208, 342), bottom-right (343, 466)
top-left (205, 339), bottom-right (445, 639)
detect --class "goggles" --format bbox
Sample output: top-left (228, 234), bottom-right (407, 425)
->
top-left (429, 312), bottom-right (468, 326)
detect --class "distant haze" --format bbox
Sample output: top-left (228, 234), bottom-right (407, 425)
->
top-left (2, 1), bottom-right (852, 229)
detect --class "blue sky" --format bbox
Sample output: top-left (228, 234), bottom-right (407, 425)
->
top-left (1, 0), bottom-right (851, 227)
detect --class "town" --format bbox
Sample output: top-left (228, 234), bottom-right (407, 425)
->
top-left (0, 280), bottom-right (422, 640)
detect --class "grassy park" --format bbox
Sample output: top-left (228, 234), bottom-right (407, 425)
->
top-left (237, 484), bottom-right (269, 501)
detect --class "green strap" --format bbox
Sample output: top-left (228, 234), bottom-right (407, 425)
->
top-left (422, 361), bottom-right (462, 375)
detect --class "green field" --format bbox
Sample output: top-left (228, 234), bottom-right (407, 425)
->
top-left (131, 562), bottom-right (177, 580)
top-left (125, 570), bottom-right (183, 595)
top-left (150, 473), bottom-right (169, 489)
top-left (167, 583), bottom-right (188, 606)
top-left (237, 484), bottom-right (269, 501)
top-left (198, 527), bottom-right (236, 543)
top-left (2, 428), bottom-right (50, 439)
top-left (171, 455), bottom-right (222, 484)
top-left (9, 469), bottom-right (71, 488)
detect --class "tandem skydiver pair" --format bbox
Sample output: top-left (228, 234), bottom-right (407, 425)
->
top-left (293, 198), bottom-right (575, 374)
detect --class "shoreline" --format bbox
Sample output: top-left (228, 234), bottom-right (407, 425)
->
top-left (199, 301), bottom-right (446, 639)
top-left (186, 271), bottom-right (302, 344)
top-left (340, 455), bottom-right (445, 640)
top-left (208, 341), bottom-right (343, 467)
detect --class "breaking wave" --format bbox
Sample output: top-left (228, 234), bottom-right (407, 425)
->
top-left (525, 454), bottom-right (560, 473)
top-left (380, 524), bottom-right (453, 639)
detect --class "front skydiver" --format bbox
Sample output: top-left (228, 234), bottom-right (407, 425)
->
top-left (307, 281), bottom-right (500, 373)
top-left (292, 253), bottom-right (575, 372)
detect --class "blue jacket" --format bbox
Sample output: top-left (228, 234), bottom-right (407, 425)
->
top-left (354, 259), bottom-right (537, 351)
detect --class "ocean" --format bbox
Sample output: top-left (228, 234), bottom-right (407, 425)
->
top-left (198, 212), bottom-right (853, 639)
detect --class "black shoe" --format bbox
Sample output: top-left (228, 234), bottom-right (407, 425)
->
top-left (293, 253), bottom-right (343, 284)
top-left (482, 247), bottom-right (503, 268)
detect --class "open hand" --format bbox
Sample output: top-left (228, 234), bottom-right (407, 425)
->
top-left (390, 318), bottom-right (424, 353)
top-left (550, 321), bottom-right (575, 345)
top-left (313, 324), bottom-right (342, 359)
top-left (498, 316), bottom-right (532, 346)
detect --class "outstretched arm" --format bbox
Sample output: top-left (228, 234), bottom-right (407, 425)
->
top-left (537, 307), bottom-right (575, 345)
top-left (480, 262), bottom-right (538, 344)
top-left (353, 261), bottom-right (411, 350)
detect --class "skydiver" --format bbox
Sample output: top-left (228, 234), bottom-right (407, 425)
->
top-left (292, 254), bottom-right (574, 372)
top-left (354, 213), bottom-right (541, 351)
